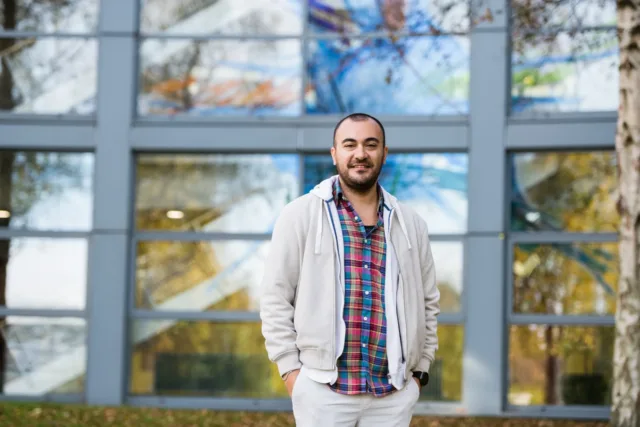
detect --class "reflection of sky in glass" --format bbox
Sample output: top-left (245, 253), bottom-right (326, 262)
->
top-left (7, 153), bottom-right (94, 231)
top-left (304, 153), bottom-right (468, 234)
top-left (512, 30), bottom-right (618, 113)
top-left (5, 239), bottom-right (88, 310)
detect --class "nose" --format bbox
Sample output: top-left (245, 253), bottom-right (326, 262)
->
top-left (354, 144), bottom-right (367, 159)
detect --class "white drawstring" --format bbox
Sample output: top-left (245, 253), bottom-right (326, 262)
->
top-left (394, 207), bottom-right (412, 250)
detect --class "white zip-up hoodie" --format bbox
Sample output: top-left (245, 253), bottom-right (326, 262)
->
top-left (260, 175), bottom-right (440, 390)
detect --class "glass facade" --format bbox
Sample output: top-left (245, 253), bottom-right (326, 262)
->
top-left (0, 0), bottom-right (616, 420)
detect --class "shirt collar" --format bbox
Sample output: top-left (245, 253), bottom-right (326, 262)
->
top-left (332, 178), bottom-right (384, 212)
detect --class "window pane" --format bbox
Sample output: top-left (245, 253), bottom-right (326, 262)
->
top-left (2, 316), bottom-right (86, 395)
top-left (419, 324), bottom-right (463, 402)
top-left (509, 325), bottom-right (613, 406)
top-left (135, 154), bottom-right (299, 232)
top-left (306, 36), bottom-right (469, 115)
top-left (0, 152), bottom-right (94, 231)
top-left (510, 151), bottom-right (617, 232)
top-left (0, 38), bottom-right (97, 115)
top-left (432, 242), bottom-right (463, 312)
top-left (138, 38), bottom-right (302, 117)
top-left (129, 320), bottom-right (285, 398)
top-left (0, 0), bottom-right (98, 33)
top-left (511, 30), bottom-right (618, 114)
top-left (511, 0), bottom-right (615, 32)
top-left (513, 243), bottom-right (617, 315)
top-left (309, 0), bottom-right (469, 34)
top-left (135, 240), bottom-right (268, 311)
top-left (135, 240), bottom-right (462, 313)
top-left (304, 153), bottom-right (468, 234)
top-left (140, 0), bottom-right (303, 35)
top-left (1, 238), bottom-right (87, 310)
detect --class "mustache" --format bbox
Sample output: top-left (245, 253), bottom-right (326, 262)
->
top-left (348, 161), bottom-right (373, 168)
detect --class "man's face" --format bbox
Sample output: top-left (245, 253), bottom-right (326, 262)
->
top-left (331, 118), bottom-right (387, 194)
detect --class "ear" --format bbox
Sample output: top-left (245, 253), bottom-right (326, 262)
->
top-left (330, 146), bottom-right (337, 165)
top-left (383, 146), bottom-right (388, 164)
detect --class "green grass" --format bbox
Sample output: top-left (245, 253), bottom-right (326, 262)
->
top-left (0, 402), bottom-right (610, 427)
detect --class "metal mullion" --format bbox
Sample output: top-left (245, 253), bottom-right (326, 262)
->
top-left (138, 33), bottom-right (300, 41)
top-left (506, 404), bottom-right (610, 420)
top-left (300, 0), bottom-right (310, 117)
top-left (509, 314), bottom-right (615, 326)
top-left (0, 114), bottom-right (96, 124)
top-left (515, 25), bottom-right (616, 37)
top-left (130, 310), bottom-right (260, 322)
top-left (508, 231), bottom-right (618, 244)
top-left (306, 30), bottom-right (469, 40)
top-left (506, 119), bottom-right (616, 149)
top-left (127, 395), bottom-right (293, 411)
top-left (0, 30), bottom-right (98, 38)
top-left (0, 308), bottom-right (85, 318)
top-left (133, 231), bottom-right (272, 242)
top-left (413, 401), bottom-right (467, 415)
top-left (0, 229), bottom-right (90, 239)
top-left (126, 395), bottom-right (467, 414)
top-left (134, 113), bottom-right (468, 125)
top-left (0, 394), bottom-right (84, 403)
top-left (297, 151), bottom-right (306, 195)
top-left (438, 313), bottom-right (464, 324)
top-left (427, 234), bottom-right (466, 242)
top-left (509, 110), bottom-right (618, 124)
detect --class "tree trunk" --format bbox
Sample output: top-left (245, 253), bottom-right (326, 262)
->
top-left (612, 0), bottom-right (640, 423)
top-left (544, 325), bottom-right (559, 404)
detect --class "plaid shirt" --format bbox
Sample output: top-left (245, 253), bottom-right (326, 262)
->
top-left (329, 179), bottom-right (394, 397)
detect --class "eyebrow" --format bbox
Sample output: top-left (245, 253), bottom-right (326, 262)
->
top-left (340, 137), bottom-right (381, 144)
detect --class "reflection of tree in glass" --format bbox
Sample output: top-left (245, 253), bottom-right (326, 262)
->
top-left (510, 325), bottom-right (614, 405)
top-left (130, 321), bottom-right (286, 398)
top-left (0, 153), bottom-right (84, 393)
top-left (509, 0), bottom-right (617, 111)
top-left (513, 243), bottom-right (618, 315)
top-left (0, 0), bottom-right (96, 32)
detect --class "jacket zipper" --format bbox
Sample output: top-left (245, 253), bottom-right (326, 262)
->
top-left (387, 208), bottom-right (406, 364)
top-left (324, 200), bottom-right (340, 370)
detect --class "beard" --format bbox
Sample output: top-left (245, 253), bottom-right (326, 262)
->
top-left (336, 160), bottom-right (383, 194)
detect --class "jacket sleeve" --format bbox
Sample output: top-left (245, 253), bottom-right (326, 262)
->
top-left (415, 218), bottom-right (440, 373)
top-left (259, 203), bottom-right (303, 376)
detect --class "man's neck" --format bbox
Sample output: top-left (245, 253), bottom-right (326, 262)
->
top-left (339, 178), bottom-right (379, 207)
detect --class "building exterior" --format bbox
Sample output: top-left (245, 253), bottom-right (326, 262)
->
top-left (0, 0), bottom-right (616, 420)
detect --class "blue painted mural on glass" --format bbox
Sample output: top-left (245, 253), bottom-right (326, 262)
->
top-left (306, 0), bottom-right (470, 115)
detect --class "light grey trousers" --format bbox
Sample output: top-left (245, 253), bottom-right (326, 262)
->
top-left (291, 371), bottom-right (420, 427)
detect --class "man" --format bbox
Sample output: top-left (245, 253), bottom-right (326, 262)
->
top-left (260, 113), bottom-right (440, 426)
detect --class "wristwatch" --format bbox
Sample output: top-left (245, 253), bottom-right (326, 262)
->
top-left (412, 371), bottom-right (429, 387)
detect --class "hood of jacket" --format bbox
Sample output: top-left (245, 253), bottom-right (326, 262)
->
top-left (308, 175), bottom-right (412, 253)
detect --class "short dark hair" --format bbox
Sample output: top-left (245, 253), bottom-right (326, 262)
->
top-left (333, 113), bottom-right (386, 147)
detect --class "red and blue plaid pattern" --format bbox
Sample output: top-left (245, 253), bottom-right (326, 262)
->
top-left (329, 179), bottom-right (394, 397)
